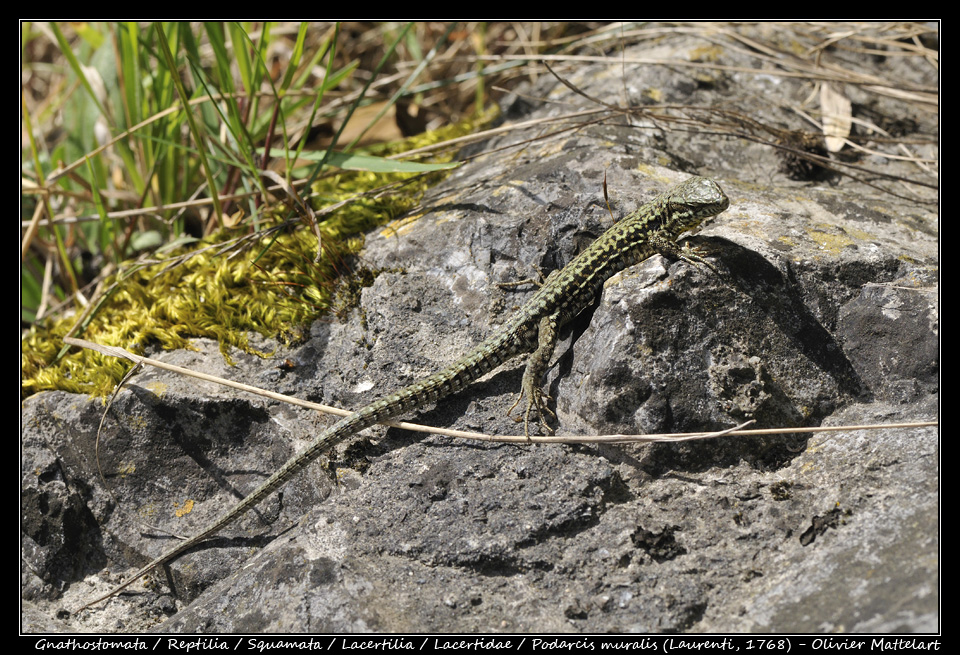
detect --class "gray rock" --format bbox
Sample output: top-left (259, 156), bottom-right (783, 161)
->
top-left (22, 25), bottom-right (937, 634)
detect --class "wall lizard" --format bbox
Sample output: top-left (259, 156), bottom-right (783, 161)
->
top-left (78, 175), bottom-right (729, 612)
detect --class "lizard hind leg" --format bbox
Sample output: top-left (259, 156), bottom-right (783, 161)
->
top-left (506, 312), bottom-right (560, 438)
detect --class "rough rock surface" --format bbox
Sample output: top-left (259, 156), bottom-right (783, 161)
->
top-left (22, 25), bottom-right (937, 633)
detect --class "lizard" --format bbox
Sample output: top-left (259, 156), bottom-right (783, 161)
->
top-left (76, 175), bottom-right (729, 612)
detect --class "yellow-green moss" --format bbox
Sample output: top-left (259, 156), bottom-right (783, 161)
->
top-left (21, 113), bottom-right (494, 398)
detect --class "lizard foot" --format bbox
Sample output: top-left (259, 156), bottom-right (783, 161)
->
top-left (506, 389), bottom-right (556, 438)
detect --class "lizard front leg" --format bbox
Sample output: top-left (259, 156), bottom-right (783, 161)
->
top-left (648, 233), bottom-right (720, 276)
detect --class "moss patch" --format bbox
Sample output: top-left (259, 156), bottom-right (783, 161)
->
top-left (22, 115), bottom-right (493, 398)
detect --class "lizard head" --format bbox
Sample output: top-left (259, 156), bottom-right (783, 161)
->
top-left (664, 177), bottom-right (730, 228)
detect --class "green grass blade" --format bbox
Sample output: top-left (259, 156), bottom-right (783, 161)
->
top-left (155, 22), bottom-right (224, 229)
top-left (50, 22), bottom-right (108, 118)
top-left (279, 22), bottom-right (309, 94)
